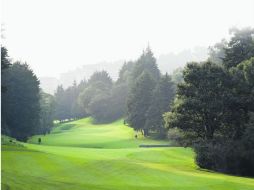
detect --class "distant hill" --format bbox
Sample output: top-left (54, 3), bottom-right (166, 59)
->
top-left (39, 60), bottom-right (124, 94)
top-left (59, 60), bottom-right (124, 87)
top-left (40, 47), bottom-right (208, 94)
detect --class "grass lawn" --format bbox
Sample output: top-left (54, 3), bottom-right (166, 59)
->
top-left (28, 118), bottom-right (169, 148)
top-left (2, 118), bottom-right (254, 190)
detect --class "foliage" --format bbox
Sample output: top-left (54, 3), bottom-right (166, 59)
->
top-left (55, 81), bottom-right (87, 121)
top-left (52, 48), bottom-right (174, 131)
top-left (171, 68), bottom-right (184, 84)
top-left (125, 48), bottom-right (176, 137)
top-left (1, 46), bottom-right (11, 70)
top-left (208, 39), bottom-right (227, 64)
top-left (78, 71), bottom-right (118, 123)
top-left (88, 70), bottom-right (113, 88)
top-left (88, 93), bottom-right (112, 123)
top-left (1, 62), bottom-right (40, 141)
top-left (54, 85), bottom-right (69, 121)
top-left (127, 72), bottom-right (156, 135)
top-left (165, 61), bottom-right (232, 140)
top-left (107, 83), bottom-right (129, 120)
top-left (131, 47), bottom-right (161, 82)
top-left (165, 59), bottom-right (254, 175)
top-left (77, 55), bottom-right (159, 124)
top-left (194, 134), bottom-right (254, 176)
top-left (164, 28), bottom-right (254, 176)
top-left (223, 27), bottom-right (254, 68)
top-left (145, 74), bottom-right (175, 138)
top-left (38, 91), bottom-right (55, 134)
top-left (117, 61), bottom-right (135, 84)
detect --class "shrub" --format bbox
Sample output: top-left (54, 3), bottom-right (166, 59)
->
top-left (194, 132), bottom-right (254, 176)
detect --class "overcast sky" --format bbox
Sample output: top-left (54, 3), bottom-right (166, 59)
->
top-left (1, 0), bottom-right (254, 78)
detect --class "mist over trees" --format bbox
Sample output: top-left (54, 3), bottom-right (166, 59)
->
top-left (39, 47), bottom-right (207, 94)
top-left (164, 27), bottom-right (254, 176)
top-left (52, 47), bottom-right (176, 138)
top-left (54, 80), bottom-right (87, 121)
top-left (53, 70), bottom-right (126, 123)
top-left (53, 47), bottom-right (176, 138)
top-left (126, 48), bottom-right (176, 137)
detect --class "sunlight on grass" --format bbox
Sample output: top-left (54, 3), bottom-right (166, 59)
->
top-left (2, 117), bottom-right (254, 190)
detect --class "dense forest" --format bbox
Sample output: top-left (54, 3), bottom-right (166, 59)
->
top-left (1, 27), bottom-right (254, 176)
top-left (165, 28), bottom-right (254, 176)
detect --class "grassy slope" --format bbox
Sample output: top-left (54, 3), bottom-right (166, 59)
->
top-left (2, 118), bottom-right (254, 190)
top-left (28, 118), bottom-right (168, 148)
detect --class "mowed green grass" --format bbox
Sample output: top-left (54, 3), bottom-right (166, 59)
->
top-left (2, 118), bottom-right (254, 190)
top-left (28, 118), bottom-right (168, 148)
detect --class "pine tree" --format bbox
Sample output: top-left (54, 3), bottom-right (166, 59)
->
top-left (145, 74), bottom-right (175, 138)
top-left (2, 62), bottom-right (40, 141)
top-left (54, 85), bottom-right (67, 121)
top-left (127, 71), bottom-right (156, 135)
top-left (131, 47), bottom-right (160, 82)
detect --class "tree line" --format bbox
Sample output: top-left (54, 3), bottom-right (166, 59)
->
top-left (53, 47), bottom-right (176, 139)
top-left (1, 47), bottom-right (55, 141)
top-left (164, 28), bottom-right (254, 176)
top-left (1, 45), bottom-right (177, 141)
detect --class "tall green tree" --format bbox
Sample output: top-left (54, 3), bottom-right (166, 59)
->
top-left (145, 74), bottom-right (175, 138)
top-left (164, 61), bottom-right (231, 140)
top-left (2, 62), bottom-right (40, 141)
top-left (127, 72), bottom-right (156, 135)
top-left (164, 40), bottom-right (254, 176)
top-left (54, 85), bottom-right (68, 121)
top-left (126, 48), bottom-right (161, 135)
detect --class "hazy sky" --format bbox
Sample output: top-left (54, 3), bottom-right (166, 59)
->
top-left (1, 0), bottom-right (254, 78)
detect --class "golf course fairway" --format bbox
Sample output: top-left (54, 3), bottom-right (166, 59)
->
top-left (2, 118), bottom-right (254, 190)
